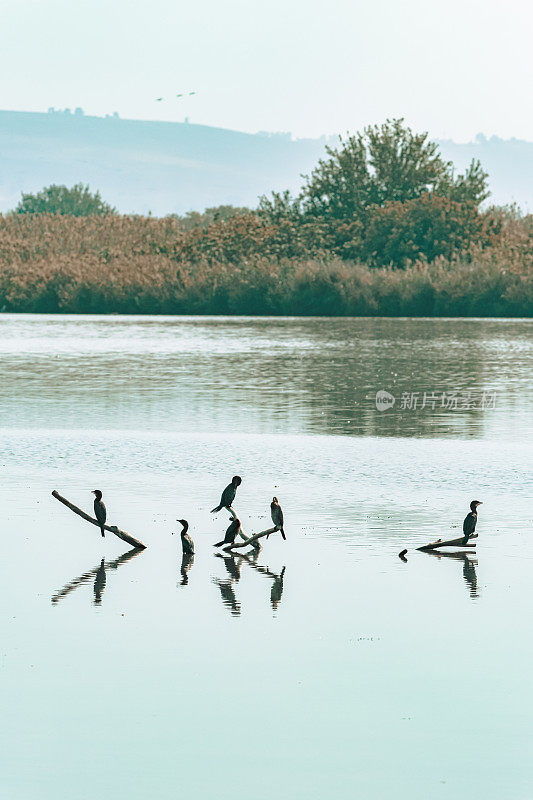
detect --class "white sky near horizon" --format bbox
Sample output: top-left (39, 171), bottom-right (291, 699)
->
top-left (1, 0), bottom-right (532, 141)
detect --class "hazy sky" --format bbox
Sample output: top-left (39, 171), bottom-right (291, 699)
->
top-left (1, 0), bottom-right (532, 141)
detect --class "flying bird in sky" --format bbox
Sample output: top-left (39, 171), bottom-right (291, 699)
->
top-left (155, 97), bottom-right (163, 102)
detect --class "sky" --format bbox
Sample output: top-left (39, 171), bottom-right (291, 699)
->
top-left (1, 0), bottom-right (532, 141)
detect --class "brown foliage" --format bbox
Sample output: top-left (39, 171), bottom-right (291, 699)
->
top-left (0, 211), bottom-right (530, 316)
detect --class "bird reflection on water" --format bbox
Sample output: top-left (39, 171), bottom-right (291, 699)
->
top-left (212, 577), bottom-right (241, 616)
top-left (93, 559), bottom-right (106, 604)
top-left (51, 547), bottom-right (143, 606)
top-left (423, 550), bottom-right (479, 599)
top-left (215, 552), bottom-right (242, 581)
top-left (179, 552), bottom-right (195, 586)
top-left (213, 551), bottom-right (286, 615)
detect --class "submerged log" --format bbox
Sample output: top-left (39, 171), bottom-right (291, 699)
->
top-left (52, 490), bottom-right (147, 550)
top-left (237, 524), bottom-right (261, 552)
top-left (416, 533), bottom-right (478, 552)
top-left (224, 525), bottom-right (279, 552)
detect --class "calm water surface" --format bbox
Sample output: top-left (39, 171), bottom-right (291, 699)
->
top-left (1, 315), bottom-right (532, 799)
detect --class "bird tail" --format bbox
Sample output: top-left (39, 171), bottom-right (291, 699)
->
top-left (280, 527), bottom-right (286, 541)
top-left (211, 505), bottom-right (222, 513)
top-left (100, 526), bottom-right (105, 538)
top-left (213, 539), bottom-right (225, 547)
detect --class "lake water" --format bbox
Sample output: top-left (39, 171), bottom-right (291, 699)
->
top-left (1, 314), bottom-right (532, 800)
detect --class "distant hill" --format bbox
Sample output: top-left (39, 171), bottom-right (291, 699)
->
top-left (0, 109), bottom-right (531, 215)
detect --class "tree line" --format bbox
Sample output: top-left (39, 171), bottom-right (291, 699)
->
top-left (13, 118), bottom-right (525, 269)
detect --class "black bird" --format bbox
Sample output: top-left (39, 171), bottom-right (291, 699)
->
top-left (270, 496), bottom-right (285, 540)
top-left (92, 490), bottom-right (106, 537)
top-left (174, 519), bottom-right (194, 554)
top-left (462, 500), bottom-right (482, 545)
top-left (214, 517), bottom-right (241, 548)
top-left (211, 476), bottom-right (242, 515)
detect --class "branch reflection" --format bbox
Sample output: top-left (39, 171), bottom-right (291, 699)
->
top-left (51, 548), bottom-right (143, 606)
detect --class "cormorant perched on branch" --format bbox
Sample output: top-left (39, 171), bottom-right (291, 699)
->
top-left (214, 517), bottom-right (241, 548)
top-left (92, 490), bottom-right (106, 537)
top-left (211, 476), bottom-right (242, 516)
top-left (270, 497), bottom-right (285, 540)
top-left (174, 519), bottom-right (194, 554)
top-left (462, 500), bottom-right (482, 545)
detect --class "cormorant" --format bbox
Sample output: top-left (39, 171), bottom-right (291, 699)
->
top-left (462, 500), bottom-right (482, 545)
top-left (214, 517), bottom-right (241, 548)
top-left (174, 519), bottom-right (194, 554)
top-left (92, 490), bottom-right (106, 537)
top-left (269, 496), bottom-right (285, 540)
top-left (211, 476), bottom-right (242, 516)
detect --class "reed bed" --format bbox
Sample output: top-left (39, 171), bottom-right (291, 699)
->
top-left (0, 213), bottom-right (530, 316)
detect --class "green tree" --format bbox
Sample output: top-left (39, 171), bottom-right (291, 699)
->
top-left (298, 119), bottom-right (489, 219)
top-left (15, 183), bottom-right (116, 216)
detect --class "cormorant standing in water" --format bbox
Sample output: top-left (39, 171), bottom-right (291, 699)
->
top-left (92, 490), bottom-right (106, 537)
top-left (462, 500), bottom-right (482, 545)
top-left (174, 519), bottom-right (194, 554)
top-left (214, 517), bottom-right (241, 548)
top-left (269, 497), bottom-right (286, 540)
top-left (211, 476), bottom-right (242, 516)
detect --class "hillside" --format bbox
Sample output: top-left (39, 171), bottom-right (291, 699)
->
top-left (0, 109), bottom-right (531, 215)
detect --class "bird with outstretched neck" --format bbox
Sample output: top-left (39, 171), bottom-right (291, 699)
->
top-left (92, 490), bottom-right (106, 537)
top-left (211, 476), bottom-right (241, 518)
top-left (174, 519), bottom-right (194, 554)
top-left (214, 517), bottom-right (241, 548)
top-left (462, 500), bottom-right (482, 545)
top-left (269, 496), bottom-right (286, 540)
